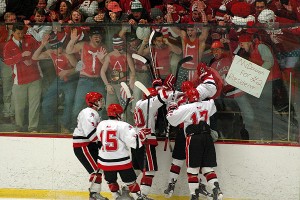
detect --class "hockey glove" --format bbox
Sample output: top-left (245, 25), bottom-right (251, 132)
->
top-left (152, 78), bottom-right (163, 88)
top-left (138, 128), bottom-right (151, 144)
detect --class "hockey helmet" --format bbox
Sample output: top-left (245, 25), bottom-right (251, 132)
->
top-left (143, 87), bottom-right (158, 99)
top-left (185, 88), bottom-right (200, 103)
top-left (85, 92), bottom-right (103, 108)
top-left (107, 103), bottom-right (123, 117)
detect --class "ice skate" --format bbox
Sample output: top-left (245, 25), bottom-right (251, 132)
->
top-left (190, 194), bottom-right (199, 200)
top-left (116, 186), bottom-right (134, 200)
top-left (196, 182), bottom-right (213, 197)
top-left (164, 178), bottom-right (177, 198)
top-left (212, 182), bottom-right (223, 200)
top-left (136, 193), bottom-right (154, 200)
top-left (89, 192), bottom-right (109, 200)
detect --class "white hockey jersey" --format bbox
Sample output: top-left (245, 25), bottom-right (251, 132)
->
top-left (73, 107), bottom-right (100, 147)
top-left (96, 120), bottom-right (141, 171)
top-left (134, 96), bottom-right (163, 145)
top-left (167, 99), bottom-right (216, 136)
top-left (196, 74), bottom-right (217, 100)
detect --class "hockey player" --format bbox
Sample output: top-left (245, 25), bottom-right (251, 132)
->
top-left (132, 87), bottom-right (163, 200)
top-left (96, 103), bottom-right (151, 200)
top-left (163, 81), bottom-right (212, 198)
top-left (194, 62), bottom-right (220, 100)
top-left (73, 92), bottom-right (108, 200)
top-left (166, 88), bottom-right (223, 200)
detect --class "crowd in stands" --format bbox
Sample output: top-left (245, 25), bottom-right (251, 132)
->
top-left (0, 0), bottom-right (299, 142)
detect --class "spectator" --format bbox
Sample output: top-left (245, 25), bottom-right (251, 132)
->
top-left (105, 1), bottom-right (128, 51)
top-left (118, 0), bottom-right (151, 55)
top-left (24, 8), bottom-right (55, 96)
top-left (48, 0), bottom-right (72, 23)
top-left (119, 0), bottom-right (151, 14)
top-left (139, 31), bottom-right (182, 79)
top-left (128, 0), bottom-right (151, 25)
top-left (258, 9), bottom-right (299, 98)
top-left (100, 36), bottom-right (135, 125)
top-left (210, 41), bottom-right (253, 140)
top-left (66, 27), bottom-right (108, 127)
top-left (238, 33), bottom-right (286, 140)
top-left (0, 12), bottom-right (17, 124)
top-left (170, 14), bottom-right (209, 90)
top-left (32, 34), bottom-right (78, 133)
top-left (127, 34), bottom-right (152, 110)
top-left (3, 24), bottom-right (42, 132)
top-left (65, 10), bottom-right (89, 42)
top-left (24, 8), bottom-right (52, 42)
top-left (30, 0), bottom-right (49, 22)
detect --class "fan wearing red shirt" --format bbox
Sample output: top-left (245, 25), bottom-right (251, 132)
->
top-left (3, 24), bottom-right (42, 132)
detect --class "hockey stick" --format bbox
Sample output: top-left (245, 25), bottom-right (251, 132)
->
top-left (173, 56), bottom-right (193, 94)
top-left (149, 30), bottom-right (155, 69)
top-left (134, 81), bottom-right (150, 176)
top-left (134, 81), bottom-right (150, 127)
top-left (132, 53), bottom-right (157, 80)
top-left (163, 56), bottom-right (193, 151)
top-left (120, 82), bottom-right (132, 113)
top-left (149, 30), bottom-right (161, 78)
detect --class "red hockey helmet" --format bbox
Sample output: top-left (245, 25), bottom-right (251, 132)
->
top-left (143, 87), bottom-right (158, 99)
top-left (185, 88), bottom-right (200, 103)
top-left (85, 92), bottom-right (103, 107)
top-left (107, 104), bottom-right (123, 117)
top-left (181, 81), bottom-right (194, 92)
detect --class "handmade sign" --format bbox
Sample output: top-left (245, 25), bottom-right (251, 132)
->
top-left (225, 55), bottom-right (270, 98)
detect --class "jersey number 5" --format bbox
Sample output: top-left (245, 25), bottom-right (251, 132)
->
top-left (100, 130), bottom-right (118, 151)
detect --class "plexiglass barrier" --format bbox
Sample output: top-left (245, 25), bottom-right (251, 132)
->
top-left (0, 22), bottom-right (299, 144)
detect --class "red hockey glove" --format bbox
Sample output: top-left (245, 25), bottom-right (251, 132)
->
top-left (163, 74), bottom-right (176, 90)
top-left (138, 128), bottom-right (151, 144)
top-left (152, 78), bottom-right (162, 88)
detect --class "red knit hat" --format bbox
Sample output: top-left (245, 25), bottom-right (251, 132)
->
top-left (231, 2), bottom-right (252, 17)
top-left (219, 0), bottom-right (238, 12)
top-left (238, 34), bottom-right (252, 43)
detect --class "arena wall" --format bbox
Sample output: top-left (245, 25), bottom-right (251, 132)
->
top-left (0, 135), bottom-right (299, 200)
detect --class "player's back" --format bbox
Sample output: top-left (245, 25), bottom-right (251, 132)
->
top-left (96, 119), bottom-right (139, 171)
